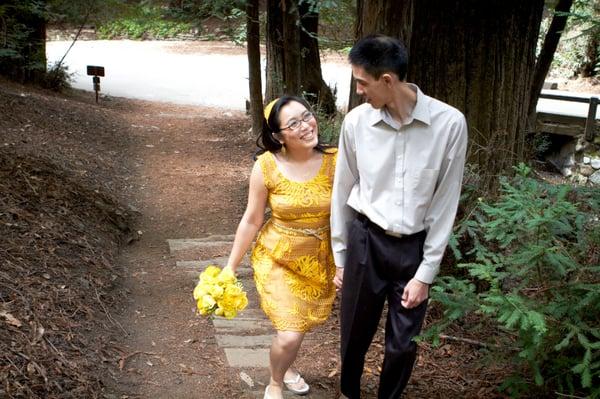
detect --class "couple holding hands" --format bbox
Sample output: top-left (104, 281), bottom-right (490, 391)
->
top-left (224, 35), bottom-right (468, 399)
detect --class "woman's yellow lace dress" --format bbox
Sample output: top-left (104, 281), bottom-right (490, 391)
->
top-left (251, 149), bottom-right (337, 332)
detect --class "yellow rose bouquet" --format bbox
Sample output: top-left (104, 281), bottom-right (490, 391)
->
top-left (193, 265), bottom-right (248, 319)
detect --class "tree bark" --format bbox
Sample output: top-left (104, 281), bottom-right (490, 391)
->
top-left (348, 0), bottom-right (413, 110)
top-left (577, 1), bottom-right (599, 77)
top-left (246, 0), bottom-right (264, 136)
top-left (265, 0), bottom-right (336, 115)
top-left (408, 0), bottom-right (544, 183)
top-left (527, 0), bottom-right (574, 130)
top-left (266, 0), bottom-right (301, 101)
top-left (298, 0), bottom-right (336, 115)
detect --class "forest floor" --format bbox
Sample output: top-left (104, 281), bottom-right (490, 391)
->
top-left (1, 74), bottom-right (597, 398)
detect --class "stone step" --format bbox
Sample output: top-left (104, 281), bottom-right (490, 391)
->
top-left (216, 334), bottom-right (273, 348)
top-left (177, 259), bottom-right (251, 273)
top-left (225, 348), bottom-right (270, 368)
top-left (213, 318), bottom-right (274, 334)
top-left (167, 238), bottom-right (233, 252)
top-left (233, 308), bottom-right (265, 319)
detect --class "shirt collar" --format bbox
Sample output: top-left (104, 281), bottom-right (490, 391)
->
top-left (368, 84), bottom-right (431, 128)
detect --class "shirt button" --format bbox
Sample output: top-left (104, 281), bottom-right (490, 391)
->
top-left (395, 201), bottom-right (401, 206)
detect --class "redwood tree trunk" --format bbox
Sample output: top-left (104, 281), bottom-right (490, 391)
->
top-left (348, 0), bottom-right (413, 110)
top-left (246, 0), bottom-right (263, 136)
top-left (298, 0), bottom-right (336, 115)
top-left (408, 0), bottom-right (544, 179)
top-left (265, 0), bottom-right (336, 115)
top-left (265, 0), bottom-right (301, 101)
top-left (527, 0), bottom-right (574, 130)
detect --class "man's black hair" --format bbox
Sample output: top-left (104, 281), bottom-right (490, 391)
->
top-left (349, 34), bottom-right (408, 80)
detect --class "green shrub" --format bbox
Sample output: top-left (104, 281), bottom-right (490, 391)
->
top-left (424, 163), bottom-right (600, 397)
top-left (42, 62), bottom-right (73, 91)
top-left (317, 113), bottom-right (342, 146)
top-left (96, 5), bottom-right (193, 40)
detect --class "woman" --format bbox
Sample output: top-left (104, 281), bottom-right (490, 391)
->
top-left (225, 96), bottom-right (337, 399)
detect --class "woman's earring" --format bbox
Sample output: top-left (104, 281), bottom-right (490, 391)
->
top-left (280, 144), bottom-right (286, 155)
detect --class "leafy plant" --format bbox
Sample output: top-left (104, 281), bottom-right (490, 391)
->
top-left (424, 164), bottom-right (600, 397)
top-left (547, 0), bottom-right (600, 77)
top-left (96, 5), bottom-right (193, 40)
top-left (316, 109), bottom-right (342, 145)
top-left (42, 62), bottom-right (73, 91)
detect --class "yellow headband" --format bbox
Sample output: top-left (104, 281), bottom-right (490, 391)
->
top-left (263, 98), bottom-right (279, 121)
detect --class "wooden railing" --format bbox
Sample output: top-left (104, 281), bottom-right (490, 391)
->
top-left (536, 91), bottom-right (599, 141)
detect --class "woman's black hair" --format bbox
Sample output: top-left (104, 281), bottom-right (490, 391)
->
top-left (255, 95), bottom-right (332, 157)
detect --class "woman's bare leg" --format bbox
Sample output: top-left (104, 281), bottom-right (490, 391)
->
top-left (266, 330), bottom-right (305, 398)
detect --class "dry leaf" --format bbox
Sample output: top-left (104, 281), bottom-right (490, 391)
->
top-left (240, 371), bottom-right (254, 388)
top-left (0, 311), bottom-right (22, 327)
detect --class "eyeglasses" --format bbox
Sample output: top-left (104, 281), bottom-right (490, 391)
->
top-left (280, 111), bottom-right (314, 131)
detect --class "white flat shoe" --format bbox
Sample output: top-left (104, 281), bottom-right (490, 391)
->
top-left (283, 373), bottom-right (310, 395)
top-left (263, 385), bottom-right (273, 399)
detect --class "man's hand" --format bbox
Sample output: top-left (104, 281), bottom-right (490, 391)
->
top-left (401, 278), bottom-right (429, 309)
top-left (333, 267), bottom-right (344, 291)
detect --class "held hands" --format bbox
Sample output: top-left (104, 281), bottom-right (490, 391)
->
top-left (333, 267), bottom-right (344, 291)
top-left (401, 278), bottom-right (429, 309)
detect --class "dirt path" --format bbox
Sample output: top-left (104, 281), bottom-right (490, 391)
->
top-left (100, 100), bottom-right (259, 398)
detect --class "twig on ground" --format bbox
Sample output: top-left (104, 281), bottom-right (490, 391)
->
top-left (18, 169), bottom-right (37, 195)
top-left (118, 351), bottom-right (159, 370)
top-left (554, 393), bottom-right (588, 399)
top-left (94, 285), bottom-right (128, 336)
top-left (440, 334), bottom-right (492, 347)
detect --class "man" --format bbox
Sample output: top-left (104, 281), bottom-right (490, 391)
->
top-left (331, 35), bottom-right (468, 398)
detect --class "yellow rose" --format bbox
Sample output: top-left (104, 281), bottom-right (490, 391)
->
top-left (199, 266), bottom-right (221, 284)
top-left (200, 294), bottom-right (216, 311)
top-left (193, 281), bottom-right (210, 300)
top-left (219, 288), bottom-right (248, 312)
top-left (224, 284), bottom-right (242, 296)
top-left (198, 306), bottom-right (210, 316)
top-left (204, 265), bottom-right (221, 277)
top-left (217, 268), bottom-right (236, 285)
top-left (208, 284), bottom-right (224, 299)
top-left (223, 309), bottom-right (237, 319)
top-left (236, 293), bottom-right (248, 310)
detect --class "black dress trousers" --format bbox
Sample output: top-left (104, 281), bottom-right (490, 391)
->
top-left (340, 214), bottom-right (428, 399)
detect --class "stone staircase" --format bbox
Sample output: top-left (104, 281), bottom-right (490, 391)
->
top-left (167, 235), bottom-right (332, 398)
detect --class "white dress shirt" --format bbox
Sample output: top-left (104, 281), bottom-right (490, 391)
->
top-left (331, 84), bottom-right (468, 284)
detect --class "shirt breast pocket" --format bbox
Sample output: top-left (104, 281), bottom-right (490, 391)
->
top-left (409, 169), bottom-right (439, 208)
